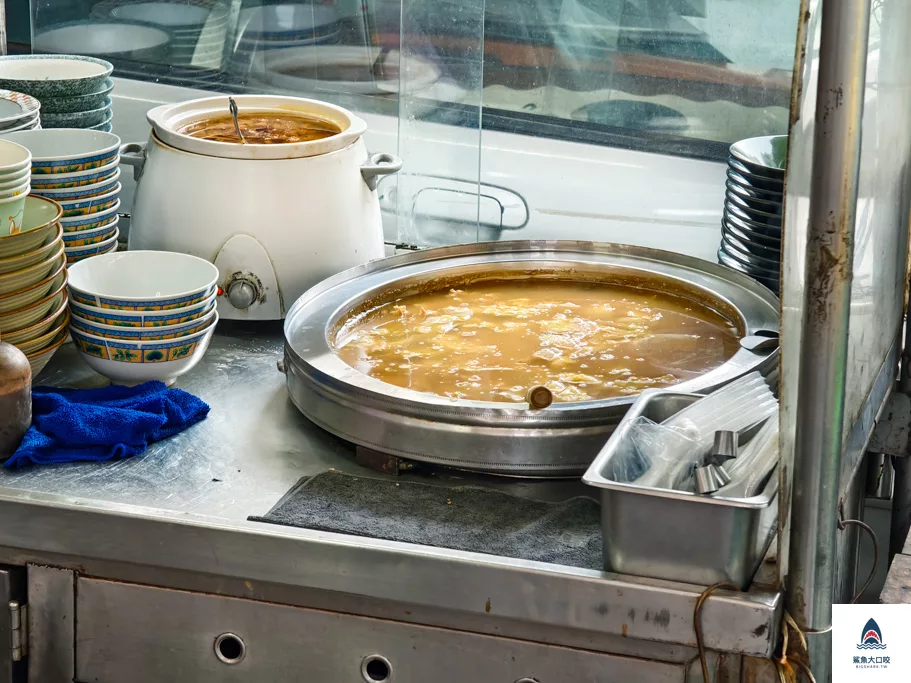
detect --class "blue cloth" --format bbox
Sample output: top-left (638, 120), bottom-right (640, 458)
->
top-left (7, 381), bottom-right (210, 467)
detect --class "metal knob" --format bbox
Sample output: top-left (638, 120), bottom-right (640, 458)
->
top-left (227, 280), bottom-right (257, 310)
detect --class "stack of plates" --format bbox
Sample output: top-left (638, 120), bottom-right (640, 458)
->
top-left (0, 90), bottom-right (40, 134)
top-left (67, 251), bottom-right (219, 385)
top-left (92, 0), bottom-right (230, 67)
top-left (0, 55), bottom-right (114, 132)
top-left (719, 135), bottom-right (786, 292)
top-left (3, 130), bottom-right (122, 262)
top-left (0, 195), bottom-right (69, 376)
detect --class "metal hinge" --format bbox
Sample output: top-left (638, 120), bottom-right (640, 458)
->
top-left (9, 601), bottom-right (27, 661)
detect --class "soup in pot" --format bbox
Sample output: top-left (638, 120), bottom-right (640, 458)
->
top-left (178, 111), bottom-right (341, 144)
top-left (336, 278), bottom-right (742, 403)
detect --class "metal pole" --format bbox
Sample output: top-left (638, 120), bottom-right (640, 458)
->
top-left (786, 0), bottom-right (870, 677)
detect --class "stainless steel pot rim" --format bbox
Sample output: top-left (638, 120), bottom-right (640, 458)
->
top-left (285, 241), bottom-right (780, 425)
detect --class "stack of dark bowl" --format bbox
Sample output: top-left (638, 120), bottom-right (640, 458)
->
top-left (720, 135), bottom-right (786, 292)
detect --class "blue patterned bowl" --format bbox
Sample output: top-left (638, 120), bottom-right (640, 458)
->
top-left (57, 183), bottom-right (120, 217)
top-left (31, 159), bottom-right (119, 188)
top-left (64, 228), bottom-right (118, 263)
top-left (3, 129), bottom-right (120, 175)
top-left (70, 313), bottom-right (218, 385)
top-left (67, 250), bottom-right (219, 311)
top-left (70, 305), bottom-right (217, 341)
top-left (61, 218), bottom-right (119, 247)
top-left (59, 202), bottom-right (120, 232)
top-left (32, 167), bottom-right (120, 201)
top-left (69, 295), bottom-right (216, 328)
top-left (0, 55), bottom-right (113, 98)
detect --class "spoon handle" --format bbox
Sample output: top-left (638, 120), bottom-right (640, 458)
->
top-left (228, 97), bottom-right (246, 144)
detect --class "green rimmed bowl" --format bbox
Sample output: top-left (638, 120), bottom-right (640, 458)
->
top-left (0, 283), bottom-right (66, 333)
top-left (3, 294), bottom-right (68, 346)
top-left (0, 195), bottom-right (63, 258)
top-left (26, 327), bottom-right (69, 377)
top-left (0, 222), bottom-right (62, 274)
top-left (0, 245), bottom-right (64, 295)
top-left (0, 260), bottom-right (66, 314)
top-left (13, 309), bottom-right (70, 355)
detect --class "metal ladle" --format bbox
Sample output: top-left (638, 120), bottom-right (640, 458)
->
top-left (228, 97), bottom-right (246, 145)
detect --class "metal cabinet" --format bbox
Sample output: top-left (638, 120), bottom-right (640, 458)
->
top-left (74, 578), bottom-right (688, 683)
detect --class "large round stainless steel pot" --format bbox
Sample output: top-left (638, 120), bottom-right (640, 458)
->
top-left (284, 241), bottom-right (779, 476)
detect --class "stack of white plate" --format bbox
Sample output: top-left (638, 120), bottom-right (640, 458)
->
top-left (0, 90), bottom-right (40, 134)
top-left (92, 0), bottom-right (230, 67)
top-left (67, 251), bottom-right (219, 386)
top-left (0, 55), bottom-right (113, 132)
top-left (2, 130), bottom-right (122, 262)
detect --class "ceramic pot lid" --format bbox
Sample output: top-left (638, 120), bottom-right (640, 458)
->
top-left (146, 94), bottom-right (368, 160)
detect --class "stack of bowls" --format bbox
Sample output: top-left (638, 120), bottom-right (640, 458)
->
top-left (0, 55), bottom-right (114, 132)
top-left (0, 140), bottom-right (31, 236)
top-left (92, 0), bottom-right (230, 68)
top-left (1, 130), bottom-right (122, 262)
top-left (0, 195), bottom-right (68, 376)
top-left (0, 90), bottom-right (41, 133)
top-left (67, 251), bottom-right (220, 385)
top-left (719, 135), bottom-right (786, 292)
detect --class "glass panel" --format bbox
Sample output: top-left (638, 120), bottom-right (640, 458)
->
top-left (26, 0), bottom-right (799, 155)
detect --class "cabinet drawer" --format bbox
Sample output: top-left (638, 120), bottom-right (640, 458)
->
top-left (76, 578), bottom-right (685, 683)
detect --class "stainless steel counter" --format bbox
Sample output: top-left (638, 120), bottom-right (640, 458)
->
top-left (0, 323), bottom-right (782, 662)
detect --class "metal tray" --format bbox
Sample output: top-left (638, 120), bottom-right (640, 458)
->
top-left (582, 390), bottom-right (777, 588)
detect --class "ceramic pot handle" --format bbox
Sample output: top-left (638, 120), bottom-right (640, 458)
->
top-left (361, 153), bottom-right (403, 191)
top-left (119, 142), bottom-right (147, 181)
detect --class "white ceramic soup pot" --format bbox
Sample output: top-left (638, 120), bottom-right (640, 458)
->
top-left (122, 94), bottom-right (402, 321)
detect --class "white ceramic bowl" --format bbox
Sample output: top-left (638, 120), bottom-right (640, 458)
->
top-left (0, 192), bottom-right (28, 236)
top-left (59, 201), bottom-right (120, 232)
top-left (67, 250), bottom-right (219, 310)
top-left (0, 168), bottom-right (30, 190)
top-left (70, 314), bottom-right (217, 385)
top-left (70, 305), bottom-right (217, 341)
top-left (2, 129), bottom-right (120, 174)
top-left (69, 292), bottom-right (216, 328)
top-left (0, 178), bottom-right (29, 200)
top-left (30, 158), bottom-right (119, 188)
top-left (0, 139), bottom-right (31, 176)
top-left (32, 167), bottom-right (120, 200)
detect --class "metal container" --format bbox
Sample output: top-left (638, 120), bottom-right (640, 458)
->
top-left (582, 390), bottom-right (777, 588)
top-left (284, 241), bottom-right (779, 476)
